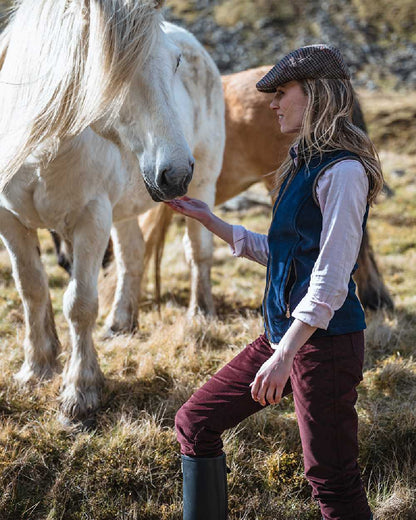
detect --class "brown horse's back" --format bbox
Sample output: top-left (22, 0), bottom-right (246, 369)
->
top-left (216, 66), bottom-right (293, 203)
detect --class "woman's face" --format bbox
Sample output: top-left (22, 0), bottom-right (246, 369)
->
top-left (269, 81), bottom-right (308, 134)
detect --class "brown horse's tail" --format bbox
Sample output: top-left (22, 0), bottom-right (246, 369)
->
top-left (141, 204), bottom-right (175, 307)
top-left (356, 230), bottom-right (394, 311)
top-left (352, 95), bottom-right (394, 311)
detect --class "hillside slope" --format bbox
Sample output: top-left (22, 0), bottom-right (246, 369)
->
top-left (164, 0), bottom-right (416, 89)
top-left (1, 0), bottom-right (415, 88)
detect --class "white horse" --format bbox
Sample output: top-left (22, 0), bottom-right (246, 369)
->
top-left (0, 0), bottom-right (225, 422)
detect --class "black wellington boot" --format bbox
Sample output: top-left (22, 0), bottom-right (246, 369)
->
top-left (182, 453), bottom-right (228, 520)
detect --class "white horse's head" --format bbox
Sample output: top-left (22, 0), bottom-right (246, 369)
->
top-left (0, 0), bottom-right (194, 200)
top-left (102, 27), bottom-right (195, 202)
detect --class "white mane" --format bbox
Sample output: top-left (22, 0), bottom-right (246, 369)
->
top-left (0, 27), bottom-right (9, 70)
top-left (0, 0), bottom-right (163, 189)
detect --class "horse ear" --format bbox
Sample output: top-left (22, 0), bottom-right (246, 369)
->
top-left (154, 0), bottom-right (165, 9)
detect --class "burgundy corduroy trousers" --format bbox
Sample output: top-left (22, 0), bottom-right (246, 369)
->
top-left (175, 332), bottom-right (372, 520)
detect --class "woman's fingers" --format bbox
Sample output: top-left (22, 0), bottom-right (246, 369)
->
top-left (250, 376), bottom-right (261, 403)
top-left (164, 199), bottom-right (193, 214)
top-left (164, 200), bottom-right (185, 213)
top-left (256, 383), bottom-right (267, 407)
top-left (251, 375), bottom-right (267, 406)
top-left (258, 381), bottom-right (279, 406)
top-left (164, 199), bottom-right (210, 225)
top-left (249, 349), bottom-right (295, 407)
top-left (251, 374), bottom-right (282, 406)
top-left (265, 385), bottom-right (279, 406)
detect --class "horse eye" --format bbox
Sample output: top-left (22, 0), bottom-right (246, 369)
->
top-left (175, 54), bottom-right (182, 72)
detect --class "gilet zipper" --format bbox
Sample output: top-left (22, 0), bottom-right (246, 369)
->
top-left (264, 163), bottom-right (299, 338)
top-left (284, 260), bottom-right (297, 318)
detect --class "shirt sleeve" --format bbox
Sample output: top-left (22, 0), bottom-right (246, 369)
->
top-left (230, 225), bottom-right (269, 266)
top-left (292, 159), bottom-right (369, 329)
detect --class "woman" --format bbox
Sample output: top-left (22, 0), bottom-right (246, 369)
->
top-left (168, 44), bottom-right (381, 520)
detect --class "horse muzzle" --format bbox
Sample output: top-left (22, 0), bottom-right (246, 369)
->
top-left (143, 161), bottom-right (194, 202)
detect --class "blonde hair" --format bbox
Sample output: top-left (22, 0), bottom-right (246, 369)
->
top-left (273, 78), bottom-right (383, 205)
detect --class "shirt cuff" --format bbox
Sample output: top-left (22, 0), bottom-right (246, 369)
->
top-left (292, 296), bottom-right (334, 330)
top-left (229, 225), bottom-right (247, 257)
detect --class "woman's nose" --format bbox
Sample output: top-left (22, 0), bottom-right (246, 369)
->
top-left (270, 95), bottom-right (279, 110)
top-left (270, 100), bottom-right (279, 110)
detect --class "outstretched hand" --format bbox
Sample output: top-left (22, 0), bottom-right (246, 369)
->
top-left (164, 196), bottom-right (212, 225)
top-left (165, 195), bottom-right (234, 247)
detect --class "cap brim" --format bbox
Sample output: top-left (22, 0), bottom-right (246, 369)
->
top-left (256, 66), bottom-right (279, 92)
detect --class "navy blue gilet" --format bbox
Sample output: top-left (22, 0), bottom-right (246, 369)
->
top-left (263, 149), bottom-right (368, 343)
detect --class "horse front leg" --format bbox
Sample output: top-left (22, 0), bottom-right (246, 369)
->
top-left (0, 208), bottom-right (61, 381)
top-left (104, 218), bottom-right (145, 335)
top-left (183, 219), bottom-right (215, 317)
top-left (60, 197), bottom-right (112, 421)
top-left (184, 176), bottom-right (218, 317)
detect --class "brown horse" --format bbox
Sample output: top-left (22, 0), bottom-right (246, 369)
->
top-left (55, 66), bottom-right (393, 315)
top-left (143, 65), bottom-right (393, 312)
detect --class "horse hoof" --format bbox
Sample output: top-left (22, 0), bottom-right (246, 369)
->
top-left (101, 326), bottom-right (122, 340)
top-left (14, 363), bottom-right (59, 384)
top-left (58, 412), bottom-right (97, 432)
top-left (187, 301), bottom-right (216, 319)
top-left (101, 323), bottom-right (137, 340)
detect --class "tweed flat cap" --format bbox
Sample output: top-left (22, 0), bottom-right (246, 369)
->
top-left (256, 44), bottom-right (351, 93)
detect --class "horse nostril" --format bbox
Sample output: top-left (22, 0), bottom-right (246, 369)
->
top-left (158, 167), bottom-right (170, 188)
top-left (181, 176), bottom-right (189, 192)
top-left (156, 163), bottom-right (194, 192)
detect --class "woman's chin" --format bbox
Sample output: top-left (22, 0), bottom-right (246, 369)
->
top-left (281, 126), bottom-right (300, 135)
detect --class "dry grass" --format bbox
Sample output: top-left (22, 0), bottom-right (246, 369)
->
top-left (0, 90), bottom-right (416, 519)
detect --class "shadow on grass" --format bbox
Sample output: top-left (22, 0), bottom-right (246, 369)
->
top-left (152, 287), bottom-right (262, 319)
top-left (99, 369), bottom-right (177, 425)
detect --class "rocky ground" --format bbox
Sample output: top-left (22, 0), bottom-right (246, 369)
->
top-left (165, 0), bottom-right (416, 90)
